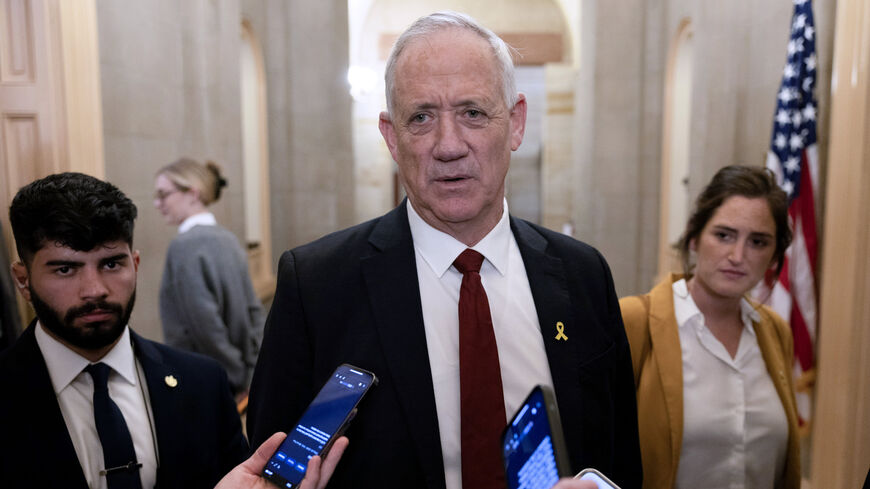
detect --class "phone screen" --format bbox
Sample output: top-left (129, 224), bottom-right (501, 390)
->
top-left (262, 364), bottom-right (376, 488)
top-left (502, 386), bottom-right (567, 489)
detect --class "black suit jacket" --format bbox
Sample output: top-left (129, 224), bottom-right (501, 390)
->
top-left (247, 201), bottom-right (642, 488)
top-left (0, 324), bottom-right (248, 488)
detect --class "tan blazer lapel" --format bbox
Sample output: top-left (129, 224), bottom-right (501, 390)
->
top-left (647, 275), bottom-right (685, 473)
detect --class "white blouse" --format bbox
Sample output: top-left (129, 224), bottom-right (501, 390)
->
top-left (672, 279), bottom-right (788, 489)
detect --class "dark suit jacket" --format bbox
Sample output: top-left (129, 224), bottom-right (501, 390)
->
top-left (247, 201), bottom-right (642, 488)
top-left (0, 324), bottom-right (248, 488)
top-left (0, 221), bottom-right (21, 352)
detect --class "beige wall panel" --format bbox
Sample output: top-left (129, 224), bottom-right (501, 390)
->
top-left (0, 0), bottom-right (65, 230)
top-left (2, 115), bottom-right (40, 182)
top-left (540, 64), bottom-right (574, 231)
top-left (810, 0), bottom-right (870, 486)
top-left (1, 0), bottom-right (35, 83)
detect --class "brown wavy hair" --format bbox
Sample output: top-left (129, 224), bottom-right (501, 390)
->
top-left (677, 165), bottom-right (792, 277)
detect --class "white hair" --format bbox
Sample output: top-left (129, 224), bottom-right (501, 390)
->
top-left (383, 11), bottom-right (518, 117)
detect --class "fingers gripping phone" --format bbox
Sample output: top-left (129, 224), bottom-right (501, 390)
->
top-left (262, 363), bottom-right (377, 488)
top-left (575, 468), bottom-right (620, 489)
top-left (502, 385), bottom-right (572, 489)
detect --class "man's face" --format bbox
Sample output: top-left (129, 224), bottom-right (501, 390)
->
top-left (379, 28), bottom-right (527, 244)
top-left (13, 240), bottom-right (139, 354)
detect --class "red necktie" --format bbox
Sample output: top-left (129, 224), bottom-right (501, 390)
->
top-left (454, 249), bottom-right (506, 489)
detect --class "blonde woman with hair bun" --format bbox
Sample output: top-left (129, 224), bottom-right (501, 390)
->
top-left (154, 158), bottom-right (264, 397)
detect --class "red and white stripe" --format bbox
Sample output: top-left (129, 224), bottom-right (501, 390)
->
top-left (759, 143), bottom-right (819, 425)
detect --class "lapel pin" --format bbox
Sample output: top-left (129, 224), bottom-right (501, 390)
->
top-left (555, 321), bottom-right (568, 341)
top-left (164, 375), bottom-right (178, 388)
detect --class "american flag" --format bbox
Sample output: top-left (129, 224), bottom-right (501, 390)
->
top-left (756, 0), bottom-right (819, 432)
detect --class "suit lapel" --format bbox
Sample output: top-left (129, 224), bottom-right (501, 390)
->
top-left (647, 275), bottom-right (685, 471)
top-left (131, 332), bottom-right (183, 485)
top-left (15, 324), bottom-right (90, 487)
top-left (361, 201), bottom-right (446, 489)
top-left (510, 218), bottom-right (580, 398)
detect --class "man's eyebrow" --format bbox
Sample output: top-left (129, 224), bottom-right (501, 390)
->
top-left (100, 254), bottom-right (130, 263)
top-left (411, 102), bottom-right (439, 111)
top-left (44, 260), bottom-right (83, 267)
top-left (410, 99), bottom-right (486, 111)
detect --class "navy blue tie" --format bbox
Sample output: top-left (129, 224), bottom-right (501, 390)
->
top-left (85, 362), bottom-right (143, 489)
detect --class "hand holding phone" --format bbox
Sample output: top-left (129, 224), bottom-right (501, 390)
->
top-left (261, 364), bottom-right (377, 488)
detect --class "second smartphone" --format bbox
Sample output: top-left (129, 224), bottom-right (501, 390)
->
top-left (501, 385), bottom-right (572, 489)
top-left (261, 363), bottom-right (377, 488)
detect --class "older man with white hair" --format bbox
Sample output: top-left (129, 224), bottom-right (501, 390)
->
top-left (248, 11), bottom-right (642, 489)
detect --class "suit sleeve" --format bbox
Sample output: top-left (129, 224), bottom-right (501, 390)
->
top-left (246, 250), bottom-right (315, 448)
top-left (596, 251), bottom-right (644, 489)
top-left (214, 361), bottom-right (250, 478)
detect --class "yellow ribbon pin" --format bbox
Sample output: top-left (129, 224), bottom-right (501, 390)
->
top-left (555, 321), bottom-right (568, 341)
top-left (164, 375), bottom-right (178, 388)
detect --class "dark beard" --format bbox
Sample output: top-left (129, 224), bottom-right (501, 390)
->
top-left (30, 287), bottom-right (136, 351)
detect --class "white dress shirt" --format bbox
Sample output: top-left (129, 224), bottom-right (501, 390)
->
top-left (407, 200), bottom-right (554, 489)
top-left (35, 324), bottom-right (158, 489)
top-left (178, 211), bottom-right (217, 234)
top-left (672, 279), bottom-right (788, 489)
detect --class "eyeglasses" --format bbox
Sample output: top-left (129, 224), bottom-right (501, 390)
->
top-left (153, 189), bottom-right (182, 201)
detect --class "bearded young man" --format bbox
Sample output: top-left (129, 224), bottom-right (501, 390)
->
top-left (0, 172), bottom-right (247, 489)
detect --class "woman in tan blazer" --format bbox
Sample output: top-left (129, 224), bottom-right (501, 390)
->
top-left (621, 166), bottom-right (800, 489)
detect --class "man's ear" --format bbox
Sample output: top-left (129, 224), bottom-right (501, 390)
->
top-left (378, 111), bottom-right (400, 162)
top-left (132, 250), bottom-right (140, 272)
top-left (509, 94), bottom-right (527, 151)
top-left (11, 261), bottom-right (31, 302)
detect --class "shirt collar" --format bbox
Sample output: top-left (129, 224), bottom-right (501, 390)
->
top-left (178, 211), bottom-right (217, 234)
top-left (406, 199), bottom-right (511, 278)
top-left (672, 278), bottom-right (702, 329)
top-left (672, 278), bottom-right (761, 335)
top-left (35, 323), bottom-right (138, 394)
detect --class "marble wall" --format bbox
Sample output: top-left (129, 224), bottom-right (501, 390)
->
top-left (98, 0), bottom-right (247, 341)
top-left (97, 0), bottom-right (353, 341)
top-left (241, 0), bottom-right (355, 255)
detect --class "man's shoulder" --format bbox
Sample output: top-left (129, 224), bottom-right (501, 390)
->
top-left (133, 332), bottom-right (226, 379)
top-left (0, 325), bottom-right (39, 375)
top-left (511, 217), bottom-right (603, 261)
top-left (289, 205), bottom-right (407, 262)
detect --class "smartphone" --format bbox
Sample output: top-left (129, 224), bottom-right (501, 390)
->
top-left (502, 385), bottom-right (572, 489)
top-left (575, 468), bottom-right (620, 489)
top-left (262, 363), bottom-right (377, 488)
